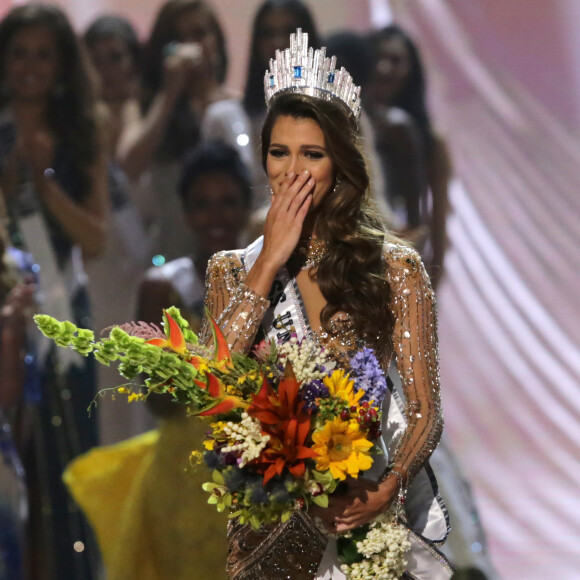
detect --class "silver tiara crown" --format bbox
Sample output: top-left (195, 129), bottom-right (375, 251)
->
top-left (264, 28), bottom-right (362, 122)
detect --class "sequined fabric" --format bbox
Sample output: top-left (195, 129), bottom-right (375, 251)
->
top-left (289, 236), bottom-right (329, 270)
top-left (226, 511), bottom-right (326, 580)
top-left (202, 242), bottom-right (444, 578)
top-left (201, 251), bottom-right (270, 351)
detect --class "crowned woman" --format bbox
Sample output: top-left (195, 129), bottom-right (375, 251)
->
top-left (201, 29), bottom-right (453, 579)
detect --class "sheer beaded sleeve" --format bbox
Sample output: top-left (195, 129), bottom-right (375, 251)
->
top-left (201, 251), bottom-right (270, 354)
top-left (384, 244), bottom-right (444, 489)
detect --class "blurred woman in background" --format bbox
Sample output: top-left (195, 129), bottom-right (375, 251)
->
top-left (367, 24), bottom-right (451, 289)
top-left (118, 0), bottom-right (255, 263)
top-left (84, 14), bottom-right (142, 154)
top-left (0, 4), bottom-right (107, 578)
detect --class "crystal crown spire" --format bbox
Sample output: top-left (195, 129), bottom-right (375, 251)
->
top-left (264, 28), bottom-right (362, 123)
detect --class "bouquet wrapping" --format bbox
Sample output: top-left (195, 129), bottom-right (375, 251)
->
top-left (34, 307), bottom-right (410, 578)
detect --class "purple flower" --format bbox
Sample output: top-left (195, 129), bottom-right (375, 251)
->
top-left (301, 379), bottom-right (330, 411)
top-left (349, 348), bottom-right (388, 406)
top-left (222, 451), bottom-right (239, 466)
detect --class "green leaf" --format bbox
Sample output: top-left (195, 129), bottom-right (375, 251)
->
top-left (311, 494), bottom-right (328, 508)
top-left (336, 536), bottom-right (364, 565)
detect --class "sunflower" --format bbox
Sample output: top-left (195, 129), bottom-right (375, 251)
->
top-left (311, 416), bottom-right (374, 480)
top-left (323, 369), bottom-right (365, 408)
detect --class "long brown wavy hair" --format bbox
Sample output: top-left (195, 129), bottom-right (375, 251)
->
top-left (261, 93), bottom-right (399, 351)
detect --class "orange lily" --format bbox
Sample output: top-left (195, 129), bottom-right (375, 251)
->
top-left (249, 364), bottom-right (304, 427)
top-left (248, 364), bottom-right (317, 484)
top-left (259, 422), bottom-right (318, 484)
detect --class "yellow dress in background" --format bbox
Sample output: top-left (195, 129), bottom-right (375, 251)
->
top-left (64, 415), bottom-right (228, 580)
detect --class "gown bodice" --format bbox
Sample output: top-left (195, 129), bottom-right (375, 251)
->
top-left (200, 238), bottom-right (448, 579)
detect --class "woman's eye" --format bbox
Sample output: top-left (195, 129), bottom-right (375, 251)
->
top-left (268, 149), bottom-right (286, 158)
top-left (304, 151), bottom-right (324, 160)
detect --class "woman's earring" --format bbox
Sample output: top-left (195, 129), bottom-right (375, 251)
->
top-left (332, 175), bottom-right (343, 192)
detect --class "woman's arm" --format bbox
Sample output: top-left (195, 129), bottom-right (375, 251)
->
top-left (29, 127), bottom-right (109, 259)
top-left (117, 51), bottom-right (197, 180)
top-left (324, 245), bottom-right (443, 532)
top-left (116, 89), bottom-right (179, 181)
top-left (426, 135), bottom-right (452, 289)
top-left (385, 245), bottom-right (444, 488)
top-left (202, 251), bottom-right (270, 354)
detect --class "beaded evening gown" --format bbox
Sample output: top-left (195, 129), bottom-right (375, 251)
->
top-left (201, 237), bottom-right (453, 579)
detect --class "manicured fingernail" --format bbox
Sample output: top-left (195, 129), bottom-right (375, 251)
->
top-left (303, 170), bottom-right (310, 176)
top-left (308, 178), bottom-right (315, 185)
top-left (287, 171), bottom-right (294, 178)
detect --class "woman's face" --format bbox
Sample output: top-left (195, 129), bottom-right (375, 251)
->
top-left (4, 25), bottom-right (61, 101)
top-left (370, 35), bottom-right (411, 105)
top-left (185, 172), bottom-right (248, 256)
top-left (256, 9), bottom-right (299, 68)
top-left (267, 115), bottom-right (334, 210)
top-left (173, 8), bottom-right (219, 69)
top-left (87, 36), bottom-right (137, 102)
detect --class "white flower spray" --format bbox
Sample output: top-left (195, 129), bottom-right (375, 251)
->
top-left (341, 507), bottom-right (411, 580)
top-left (221, 413), bottom-right (270, 467)
top-left (277, 336), bottom-right (334, 383)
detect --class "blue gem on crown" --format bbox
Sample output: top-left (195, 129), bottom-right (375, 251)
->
top-left (263, 28), bottom-right (362, 123)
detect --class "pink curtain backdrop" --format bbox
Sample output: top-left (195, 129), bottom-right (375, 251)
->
top-left (387, 1), bottom-right (580, 579)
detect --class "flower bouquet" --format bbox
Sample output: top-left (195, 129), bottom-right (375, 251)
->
top-left (34, 307), bottom-right (409, 578)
